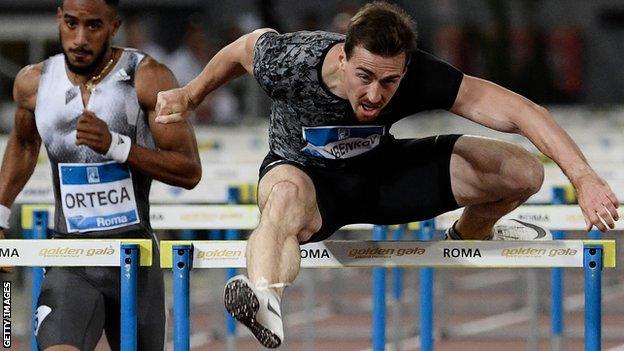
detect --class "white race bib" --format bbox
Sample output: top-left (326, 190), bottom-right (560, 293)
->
top-left (301, 125), bottom-right (385, 159)
top-left (58, 161), bottom-right (139, 233)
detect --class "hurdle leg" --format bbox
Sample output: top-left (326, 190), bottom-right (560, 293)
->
top-left (584, 245), bottom-right (603, 351)
top-left (417, 219), bottom-right (435, 351)
top-left (551, 186), bottom-right (566, 351)
top-left (120, 244), bottom-right (139, 351)
top-left (224, 229), bottom-right (239, 351)
top-left (392, 225), bottom-right (405, 351)
top-left (31, 210), bottom-right (48, 351)
top-left (173, 245), bottom-right (193, 351)
top-left (372, 225), bottom-right (388, 351)
top-left (225, 186), bottom-right (240, 351)
top-left (551, 229), bottom-right (566, 351)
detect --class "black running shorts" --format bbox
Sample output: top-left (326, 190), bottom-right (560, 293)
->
top-left (259, 134), bottom-right (462, 242)
top-left (35, 236), bottom-right (165, 351)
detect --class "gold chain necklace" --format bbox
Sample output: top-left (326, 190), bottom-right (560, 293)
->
top-left (85, 53), bottom-right (115, 93)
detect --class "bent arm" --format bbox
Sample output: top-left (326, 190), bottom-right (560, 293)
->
top-left (0, 65), bottom-right (42, 208)
top-left (129, 58), bottom-right (202, 189)
top-left (184, 28), bottom-right (276, 107)
top-left (450, 75), bottom-right (591, 183)
top-left (451, 75), bottom-right (619, 231)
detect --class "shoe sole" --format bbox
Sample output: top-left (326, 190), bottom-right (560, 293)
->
top-left (224, 279), bottom-right (282, 348)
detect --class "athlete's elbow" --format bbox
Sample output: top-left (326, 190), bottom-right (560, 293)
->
top-left (181, 163), bottom-right (202, 190)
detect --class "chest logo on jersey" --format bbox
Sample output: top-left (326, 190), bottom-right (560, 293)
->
top-left (58, 161), bottom-right (140, 233)
top-left (65, 88), bottom-right (78, 105)
top-left (301, 125), bottom-right (385, 159)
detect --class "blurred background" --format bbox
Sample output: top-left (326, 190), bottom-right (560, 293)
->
top-left (1, 0), bottom-right (624, 128)
top-left (1, 0), bottom-right (624, 350)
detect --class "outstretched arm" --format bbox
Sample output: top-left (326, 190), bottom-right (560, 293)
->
top-left (75, 57), bottom-right (202, 189)
top-left (450, 74), bottom-right (619, 232)
top-left (155, 28), bottom-right (276, 123)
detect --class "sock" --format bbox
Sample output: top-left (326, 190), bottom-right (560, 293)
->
top-left (255, 277), bottom-right (289, 300)
top-left (445, 221), bottom-right (494, 240)
top-left (445, 221), bottom-right (464, 240)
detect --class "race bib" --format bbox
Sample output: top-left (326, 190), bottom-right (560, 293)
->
top-left (58, 161), bottom-right (139, 233)
top-left (301, 125), bottom-right (385, 159)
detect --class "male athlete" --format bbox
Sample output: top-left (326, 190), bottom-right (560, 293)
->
top-left (155, 2), bottom-right (618, 348)
top-left (0, 0), bottom-right (201, 350)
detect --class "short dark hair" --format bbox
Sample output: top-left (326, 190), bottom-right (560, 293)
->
top-left (344, 2), bottom-right (417, 61)
top-left (61, 0), bottom-right (119, 10)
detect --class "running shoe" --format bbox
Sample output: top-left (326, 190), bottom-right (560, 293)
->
top-left (445, 219), bottom-right (552, 240)
top-left (224, 274), bottom-right (284, 348)
top-left (491, 219), bottom-right (553, 240)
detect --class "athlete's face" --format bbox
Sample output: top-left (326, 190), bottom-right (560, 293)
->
top-left (57, 0), bottom-right (120, 75)
top-left (340, 46), bottom-right (406, 122)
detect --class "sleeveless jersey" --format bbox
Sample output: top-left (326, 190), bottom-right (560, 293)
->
top-left (253, 31), bottom-right (463, 167)
top-left (34, 49), bottom-right (155, 237)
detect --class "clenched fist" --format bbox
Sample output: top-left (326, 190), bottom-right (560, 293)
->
top-left (155, 87), bottom-right (195, 124)
top-left (75, 110), bottom-right (112, 154)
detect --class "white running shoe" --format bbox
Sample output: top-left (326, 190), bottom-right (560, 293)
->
top-left (445, 219), bottom-right (553, 240)
top-left (491, 219), bottom-right (553, 240)
top-left (224, 274), bottom-right (284, 348)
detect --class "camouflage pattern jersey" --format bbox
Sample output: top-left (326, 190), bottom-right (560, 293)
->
top-left (253, 31), bottom-right (464, 168)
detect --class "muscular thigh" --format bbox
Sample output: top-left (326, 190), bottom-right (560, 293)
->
top-left (450, 135), bottom-right (543, 206)
top-left (258, 162), bottom-right (317, 210)
top-left (36, 268), bottom-right (105, 351)
top-left (258, 160), bottom-right (323, 240)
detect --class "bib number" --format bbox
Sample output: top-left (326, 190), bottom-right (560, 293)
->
top-left (59, 161), bottom-right (139, 232)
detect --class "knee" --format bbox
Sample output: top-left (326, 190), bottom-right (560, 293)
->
top-left (507, 153), bottom-right (544, 197)
top-left (267, 180), bottom-right (301, 212)
top-left (263, 180), bottom-right (310, 233)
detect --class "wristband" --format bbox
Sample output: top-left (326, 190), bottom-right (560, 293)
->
top-left (0, 205), bottom-right (10, 229)
top-left (105, 132), bottom-right (132, 163)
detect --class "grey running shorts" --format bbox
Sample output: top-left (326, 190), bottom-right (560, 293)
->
top-left (35, 237), bottom-right (165, 350)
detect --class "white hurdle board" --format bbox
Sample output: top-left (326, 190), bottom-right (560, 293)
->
top-left (0, 239), bottom-right (152, 266)
top-left (160, 240), bottom-right (616, 269)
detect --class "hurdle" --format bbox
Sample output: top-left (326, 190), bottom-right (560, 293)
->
top-left (410, 204), bottom-right (618, 351)
top-left (160, 235), bottom-right (615, 351)
top-left (15, 210), bottom-right (153, 351)
top-left (19, 203), bottom-right (619, 350)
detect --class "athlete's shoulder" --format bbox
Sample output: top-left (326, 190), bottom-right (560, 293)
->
top-left (256, 30), bottom-right (342, 65)
top-left (135, 54), bottom-right (171, 77)
top-left (13, 62), bottom-right (45, 110)
top-left (407, 49), bottom-right (458, 72)
top-left (274, 30), bottom-right (344, 45)
top-left (134, 53), bottom-right (177, 109)
top-left (389, 48), bottom-right (463, 114)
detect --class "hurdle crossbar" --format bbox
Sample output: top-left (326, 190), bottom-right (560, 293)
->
top-left (160, 239), bottom-right (616, 269)
top-left (0, 239), bottom-right (153, 267)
